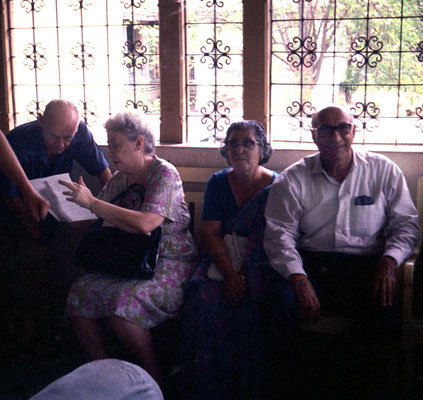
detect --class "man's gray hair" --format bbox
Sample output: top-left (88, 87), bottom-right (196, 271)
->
top-left (104, 112), bottom-right (155, 154)
top-left (43, 99), bottom-right (79, 121)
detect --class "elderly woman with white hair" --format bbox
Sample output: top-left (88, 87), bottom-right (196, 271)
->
top-left (60, 112), bottom-right (198, 387)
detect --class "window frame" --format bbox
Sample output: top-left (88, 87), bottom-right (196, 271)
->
top-left (1, 0), bottom-right (422, 149)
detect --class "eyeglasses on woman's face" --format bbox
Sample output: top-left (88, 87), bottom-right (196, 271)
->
top-left (226, 139), bottom-right (260, 151)
top-left (313, 122), bottom-right (353, 138)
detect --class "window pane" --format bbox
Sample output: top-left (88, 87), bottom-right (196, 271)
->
top-left (7, 0), bottom-right (160, 144)
top-left (186, 0), bottom-right (243, 143)
top-left (270, 0), bottom-right (423, 146)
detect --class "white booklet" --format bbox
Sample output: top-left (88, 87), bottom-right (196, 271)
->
top-left (30, 173), bottom-right (97, 222)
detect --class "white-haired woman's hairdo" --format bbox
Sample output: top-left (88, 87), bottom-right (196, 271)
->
top-left (104, 112), bottom-right (155, 153)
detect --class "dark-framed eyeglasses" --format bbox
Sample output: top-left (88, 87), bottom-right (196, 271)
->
top-left (226, 140), bottom-right (260, 151)
top-left (313, 123), bottom-right (353, 138)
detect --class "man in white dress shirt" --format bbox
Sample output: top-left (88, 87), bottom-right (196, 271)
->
top-left (264, 105), bottom-right (419, 398)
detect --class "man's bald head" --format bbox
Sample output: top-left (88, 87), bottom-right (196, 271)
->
top-left (311, 106), bottom-right (354, 129)
top-left (38, 100), bottom-right (80, 157)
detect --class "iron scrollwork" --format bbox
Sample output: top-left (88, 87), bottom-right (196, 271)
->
top-left (350, 101), bottom-right (380, 133)
top-left (23, 43), bottom-right (47, 70)
top-left (21, 0), bottom-right (45, 13)
top-left (287, 37), bottom-right (317, 68)
top-left (201, 0), bottom-right (224, 7)
top-left (68, 0), bottom-right (93, 11)
top-left (71, 42), bottom-right (95, 69)
top-left (123, 40), bottom-right (148, 69)
top-left (126, 99), bottom-right (149, 113)
top-left (286, 101), bottom-right (315, 130)
top-left (200, 100), bottom-right (230, 134)
top-left (121, 0), bottom-right (145, 8)
top-left (417, 41), bottom-right (423, 63)
top-left (351, 36), bottom-right (383, 68)
top-left (200, 39), bottom-right (231, 70)
top-left (26, 100), bottom-right (45, 119)
top-left (79, 100), bottom-right (97, 126)
top-left (416, 105), bottom-right (423, 132)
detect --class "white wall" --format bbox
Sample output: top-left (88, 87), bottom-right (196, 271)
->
top-left (155, 145), bottom-right (423, 204)
top-left (73, 144), bottom-right (423, 205)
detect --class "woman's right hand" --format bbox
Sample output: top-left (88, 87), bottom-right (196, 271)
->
top-left (60, 176), bottom-right (96, 210)
top-left (224, 271), bottom-right (246, 306)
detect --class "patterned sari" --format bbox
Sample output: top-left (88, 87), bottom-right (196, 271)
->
top-left (181, 186), bottom-right (296, 400)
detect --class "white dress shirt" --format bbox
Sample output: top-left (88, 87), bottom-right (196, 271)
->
top-left (264, 150), bottom-right (419, 279)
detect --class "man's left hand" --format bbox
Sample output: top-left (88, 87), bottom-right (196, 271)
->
top-left (373, 256), bottom-right (397, 307)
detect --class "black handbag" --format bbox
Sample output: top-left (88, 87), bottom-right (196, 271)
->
top-left (74, 184), bottom-right (161, 279)
top-left (75, 226), bottom-right (162, 279)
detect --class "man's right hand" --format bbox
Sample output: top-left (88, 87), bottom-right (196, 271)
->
top-left (22, 188), bottom-right (50, 222)
top-left (290, 275), bottom-right (321, 320)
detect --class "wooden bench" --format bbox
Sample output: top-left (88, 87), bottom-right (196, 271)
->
top-left (176, 167), bottom-right (220, 251)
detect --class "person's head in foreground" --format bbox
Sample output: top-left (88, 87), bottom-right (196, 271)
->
top-left (30, 359), bottom-right (164, 400)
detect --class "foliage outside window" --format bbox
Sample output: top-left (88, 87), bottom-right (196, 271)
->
top-left (271, 0), bottom-right (423, 146)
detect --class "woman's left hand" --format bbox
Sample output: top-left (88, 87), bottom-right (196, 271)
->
top-left (224, 271), bottom-right (246, 306)
top-left (60, 176), bottom-right (96, 210)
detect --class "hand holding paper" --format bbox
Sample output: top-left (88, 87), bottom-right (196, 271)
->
top-left (30, 173), bottom-right (96, 222)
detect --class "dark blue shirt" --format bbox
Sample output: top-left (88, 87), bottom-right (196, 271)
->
top-left (0, 120), bottom-right (109, 197)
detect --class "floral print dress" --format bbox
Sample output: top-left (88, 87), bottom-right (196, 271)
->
top-left (66, 156), bottom-right (198, 329)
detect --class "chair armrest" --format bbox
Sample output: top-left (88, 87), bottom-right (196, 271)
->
top-left (400, 257), bottom-right (416, 325)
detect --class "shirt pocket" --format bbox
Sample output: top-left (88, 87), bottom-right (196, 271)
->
top-left (349, 199), bottom-right (385, 238)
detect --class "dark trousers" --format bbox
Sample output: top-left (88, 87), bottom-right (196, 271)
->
top-left (300, 250), bottom-right (398, 325)
top-left (292, 251), bottom-right (401, 400)
top-left (0, 203), bottom-right (89, 355)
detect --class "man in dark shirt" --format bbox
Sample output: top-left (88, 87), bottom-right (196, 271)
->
top-left (1, 99), bottom-right (111, 230)
top-left (0, 100), bottom-right (111, 354)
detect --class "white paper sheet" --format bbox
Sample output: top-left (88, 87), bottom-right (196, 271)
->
top-left (30, 173), bottom-right (97, 222)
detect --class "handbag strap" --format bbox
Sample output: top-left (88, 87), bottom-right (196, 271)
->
top-left (91, 184), bottom-right (146, 231)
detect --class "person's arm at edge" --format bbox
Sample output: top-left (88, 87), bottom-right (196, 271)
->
top-left (382, 165), bottom-right (420, 266)
top-left (374, 164), bottom-right (420, 307)
top-left (0, 131), bottom-right (49, 221)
